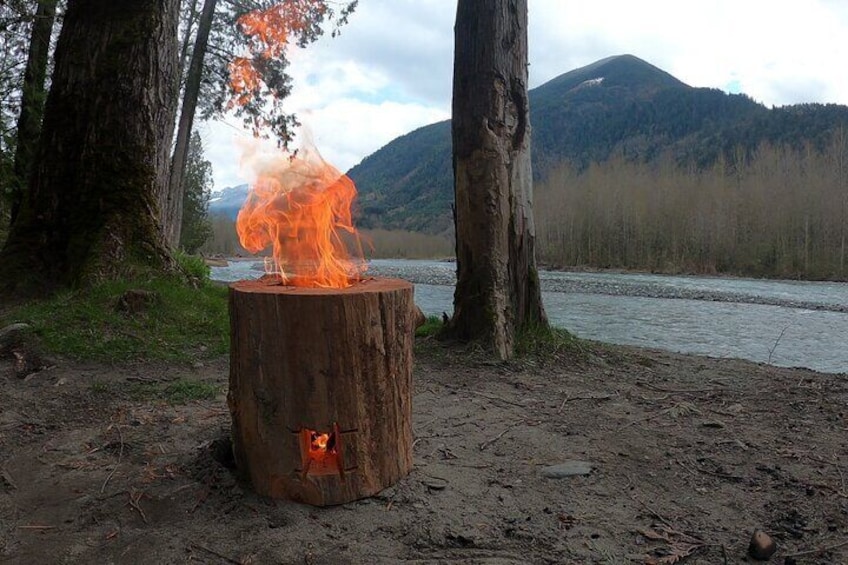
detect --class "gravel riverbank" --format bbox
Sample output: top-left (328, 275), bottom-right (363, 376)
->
top-left (364, 261), bottom-right (848, 314)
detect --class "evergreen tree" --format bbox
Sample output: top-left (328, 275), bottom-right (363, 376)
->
top-left (179, 131), bottom-right (214, 254)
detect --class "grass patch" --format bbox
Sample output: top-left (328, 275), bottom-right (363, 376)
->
top-left (163, 379), bottom-right (221, 403)
top-left (125, 378), bottom-right (221, 404)
top-left (175, 250), bottom-right (211, 282)
top-left (90, 381), bottom-right (109, 394)
top-left (415, 315), bottom-right (444, 338)
top-left (515, 323), bottom-right (587, 360)
top-left (1, 273), bottom-right (229, 362)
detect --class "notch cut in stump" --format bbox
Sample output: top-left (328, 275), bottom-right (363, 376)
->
top-left (228, 277), bottom-right (415, 506)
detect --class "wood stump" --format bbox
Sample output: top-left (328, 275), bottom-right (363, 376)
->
top-left (228, 277), bottom-right (415, 506)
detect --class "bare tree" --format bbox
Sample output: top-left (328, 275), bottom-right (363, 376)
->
top-left (161, 0), bottom-right (217, 248)
top-left (448, 0), bottom-right (547, 359)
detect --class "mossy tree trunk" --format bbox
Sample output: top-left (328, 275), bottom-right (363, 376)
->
top-left (0, 0), bottom-right (180, 297)
top-left (448, 0), bottom-right (547, 359)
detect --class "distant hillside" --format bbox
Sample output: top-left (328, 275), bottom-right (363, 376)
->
top-left (208, 183), bottom-right (248, 219)
top-left (347, 54), bottom-right (848, 234)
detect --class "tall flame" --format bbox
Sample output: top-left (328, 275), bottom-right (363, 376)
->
top-left (228, 2), bottom-right (366, 289)
top-left (236, 146), bottom-right (366, 288)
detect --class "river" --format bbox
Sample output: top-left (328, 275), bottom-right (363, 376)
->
top-left (211, 259), bottom-right (848, 374)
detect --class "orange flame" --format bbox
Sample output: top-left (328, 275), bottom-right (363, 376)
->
top-left (229, 2), bottom-right (365, 289)
top-left (236, 146), bottom-right (366, 288)
top-left (310, 432), bottom-right (331, 453)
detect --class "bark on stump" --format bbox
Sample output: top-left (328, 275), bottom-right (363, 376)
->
top-left (228, 277), bottom-right (415, 506)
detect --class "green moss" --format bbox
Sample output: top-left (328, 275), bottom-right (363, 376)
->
top-left (163, 379), bottom-right (221, 403)
top-left (121, 378), bottom-right (220, 404)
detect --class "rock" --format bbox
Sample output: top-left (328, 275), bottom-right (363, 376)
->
top-left (541, 460), bottom-right (594, 478)
top-left (203, 256), bottom-right (229, 267)
top-left (423, 476), bottom-right (448, 490)
top-left (748, 529), bottom-right (777, 560)
top-left (13, 349), bottom-right (47, 379)
top-left (0, 323), bottom-right (30, 354)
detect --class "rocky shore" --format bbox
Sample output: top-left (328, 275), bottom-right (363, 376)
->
top-left (364, 262), bottom-right (848, 314)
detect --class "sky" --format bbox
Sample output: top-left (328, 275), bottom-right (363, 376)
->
top-left (200, 0), bottom-right (848, 190)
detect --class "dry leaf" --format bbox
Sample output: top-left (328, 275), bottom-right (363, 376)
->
top-left (638, 527), bottom-right (671, 542)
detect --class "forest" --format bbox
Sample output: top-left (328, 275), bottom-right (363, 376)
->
top-left (536, 133), bottom-right (848, 280)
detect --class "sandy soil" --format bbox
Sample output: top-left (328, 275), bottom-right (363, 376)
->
top-left (1, 339), bottom-right (847, 564)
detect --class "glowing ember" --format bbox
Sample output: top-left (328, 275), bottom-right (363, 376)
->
top-left (300, 426), bottom-right (344, 479)
top-left (310, 432), bottom-right (332, 453)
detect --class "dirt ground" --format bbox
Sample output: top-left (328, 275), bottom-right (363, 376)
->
top-left (1, 338), bottom-right (847, 564)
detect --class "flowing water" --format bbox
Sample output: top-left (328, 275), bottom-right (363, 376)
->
top-left (212, 258), bottom-right (848, 374)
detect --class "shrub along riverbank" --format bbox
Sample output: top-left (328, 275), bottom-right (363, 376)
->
top-left (535, 138), bottom-right (848, 281)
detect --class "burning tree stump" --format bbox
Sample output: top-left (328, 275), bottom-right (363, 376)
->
top-left (228, 277), bottom-right (415, 506)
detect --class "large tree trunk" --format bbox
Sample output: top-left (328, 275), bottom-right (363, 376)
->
top-left (162, 0), bottom-right (217, 249)
top-left (0, 0), bottom-right (180, 297)
top-left (449, 0), bottom-right (547, 359)
top-left (9, 0), bottom-right (58, 224)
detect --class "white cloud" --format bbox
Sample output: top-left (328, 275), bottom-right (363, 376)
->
top-left (204, 0), bottom-right (848, 189)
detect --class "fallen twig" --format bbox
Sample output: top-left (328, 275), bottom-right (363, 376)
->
top-left (466, 389), bottom-right (528, 408)
top-left (479, 420), bottom-right (524, 450)
top-left (127, 490), bottom-right (148, 524)
top-left (805, 454), bottom-right (848, 496)
top-left (636, 381), bottom-right (721, 394)
top-left (416, 417), bottom-right (440, 430)
top-left (1, 467), bottom-right (17, 490)
top-left (767, 324), bottom-right (791, 364)
top-left (631, 494), bottom-right (678, 532)
top-left (558, 393), bottom-right (613, 412)
top-left (190, 488), bottom-right (210, 513)
top-left (125, 375), bottom-right (159, 383)
top-left (679, 458), bottom-right (744, 481)
top-left (783, 538), bottom-right (848, 558)
top-left (189, 543), bottom-right (241, 564)
top-left (445, 462), bottom-right (491, 469)
top-left (17, 524), bottom-right (56, 530)
top-left (557, 393), bottom-right (570, 413)
top-left (101, 424), bottom-right (125, 494)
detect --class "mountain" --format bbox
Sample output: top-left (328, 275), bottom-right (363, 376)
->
top-left (347, 54), bottom-right (848, 234)
top-left (208, 183), bottom-right (249, 219)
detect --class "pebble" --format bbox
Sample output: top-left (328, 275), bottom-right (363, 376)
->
top-left (748, 529), bottom-right (777, 560)
top-left (541, 460), bottom-right (594, 478)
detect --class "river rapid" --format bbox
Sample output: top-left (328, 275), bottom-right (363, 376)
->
top-left (212, 259), bottom-right (848, 374)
